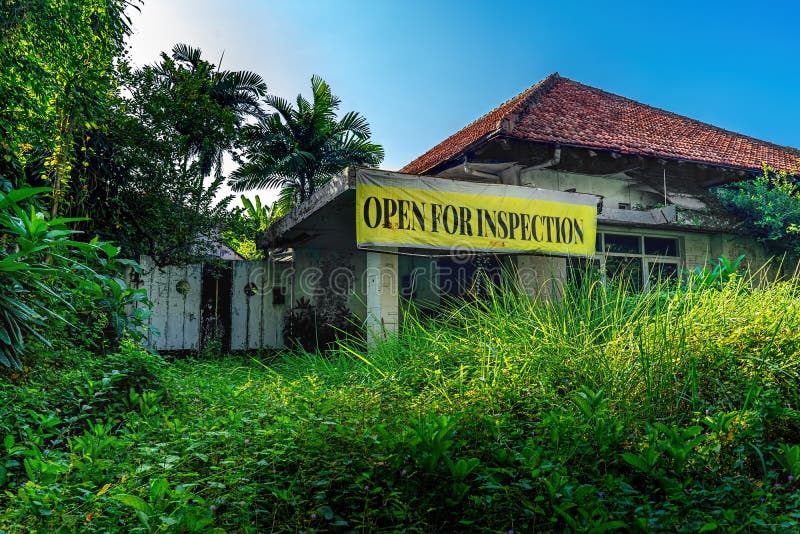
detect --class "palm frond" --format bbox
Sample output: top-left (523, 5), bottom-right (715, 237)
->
top-left (336, 111), bottom-right (371, 138)
top-left (215, 70), bottom-right (268, 96)
top-left (171, 43), bottom-right (203, 68)
top-left (232, 75), bottom-right (382, 208)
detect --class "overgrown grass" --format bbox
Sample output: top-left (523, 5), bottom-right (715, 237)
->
top-left (2, 276), bottom-right (800, 532)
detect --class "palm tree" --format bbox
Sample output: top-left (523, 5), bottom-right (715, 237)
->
top-left (229, 75), bottom-right (384, 209)
top-left (152, 43), bottom-right (268, 178)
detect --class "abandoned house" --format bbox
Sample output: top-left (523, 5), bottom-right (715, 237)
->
top-left (261, 72), bottom-right (800, 345)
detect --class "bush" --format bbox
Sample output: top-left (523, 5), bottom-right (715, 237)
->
top-left (0, 186), bottom-right (151, 368)
top-left (2, 276), bottom-right (800, 532)
top-left (715, 166), bottom-right (800, 257)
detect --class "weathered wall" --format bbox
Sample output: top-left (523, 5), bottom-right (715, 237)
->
top-left (290, 247), bottom-right (367, 319)
top-left (685, 231), bottom-right (772, 274)
top-left (136, 257), bottom-right (287, 351)
top-left (520, 169), bottom-right (665, 209)
top-left (290, 247), bottom-right (445, 326)
top-left (230, 261), bottom-right (288, 350)
top-left (398, 255), bottom-right (440, 309)
top-left (515, 255), bottom-right (567, 301)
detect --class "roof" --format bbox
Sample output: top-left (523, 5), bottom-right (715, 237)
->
top-left (400, 73), bottom-right (800, 175)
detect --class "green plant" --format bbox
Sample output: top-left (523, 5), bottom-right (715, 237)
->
top-left (3, 272), bottom-right (800, 531)
top-left (230, 75), bottom-right (384, 211)
top-left (0, 187), bottom-right (116, 367)
top-left (71, 240), bottom-right (152, 350)
top-left (113, 477), bottom-right (214, 532)
top-left (684, 254), bottom-right (745, 291)
top-left (715, 166), bottom-right (800, 257)
top-left (774, 444), bottom-right (800, 480)
top-left (409, 414), bottom-right (457, 474)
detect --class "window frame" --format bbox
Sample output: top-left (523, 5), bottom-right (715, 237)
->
top-left (594, 230), bottom-right (683, 291)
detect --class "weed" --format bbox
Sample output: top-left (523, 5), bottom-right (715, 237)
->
top-left (2, 276), bottom-right (800, 531)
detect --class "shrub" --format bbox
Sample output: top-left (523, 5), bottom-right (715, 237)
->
top-left (2, 273), bottom-right (800, 532)
top-left (0, 186), bottom-right (151, 368)
top-left (715, 166), bottom-right (800, 257)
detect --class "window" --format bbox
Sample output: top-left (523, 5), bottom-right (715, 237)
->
top-left (591, 232), bottom-right (682, 290)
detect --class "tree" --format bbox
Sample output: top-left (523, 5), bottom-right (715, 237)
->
top-left (0, 0), bottom-right (135, 216)
top-left (229, 75), bottom-right (384, 210)
top-left (72, 46), bottom-right (267, 266)
top-left (151, 43), bottom-right (267, 178)
top-left (715, 166), bottom-right (800, 258)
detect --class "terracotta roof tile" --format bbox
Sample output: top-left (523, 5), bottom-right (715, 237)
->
top-left (400, 74), bottom-right (800, 176)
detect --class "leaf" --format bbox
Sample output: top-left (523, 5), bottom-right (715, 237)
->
top-left (113, 494), bottom-right (154, 515)
top-left (621, 452), bottom-right (650, 473)
top-left (0, 187), bottom-right (52, 207)
top-left (150, 477), bottom-right (169, 500)
top-left (699, 521), bottom-right (718, 532)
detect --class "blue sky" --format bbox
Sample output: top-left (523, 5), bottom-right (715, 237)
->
top-left (128, 1), bottom-right (800, 199)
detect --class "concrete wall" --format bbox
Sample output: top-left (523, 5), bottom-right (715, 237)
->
top-left (290, 247), bottom-right (447, 330)
top-left (515, 255), bottom-right (567, 301)
top-left (398, 255), bottom-right (440, 309)
top-left (684, 231), bottom-right (772, 274)
top-left (290, 247), bottom-right (367, 319)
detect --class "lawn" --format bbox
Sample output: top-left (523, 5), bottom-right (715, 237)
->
top-left (2, 277), bottom-right (800, 532)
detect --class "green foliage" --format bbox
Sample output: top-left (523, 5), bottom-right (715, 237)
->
top-left (229, 75), bottom-right (384, 209)
top-left (684, 254), bottom-right (745, 290)
top-left (71, 240), bottom-right (152, 350)
top-left (222, 195), bottom-right (277, 260)
top-left (2, 278), bottom-right (800, 531)
top-left (240, 194), bottom-right (274, 230)
top-left (113, 477), bottom-right (214, 532)
top-left (0, 188), bottom-right (114, 367)
top-left (715, 166), bottom-right (800, 257)
top-left (0, 0), bottom-right (134, 214)
top-left (0, 186), bottom-right (147, 367)
top-left (70, 44), bottom-right (266, 266)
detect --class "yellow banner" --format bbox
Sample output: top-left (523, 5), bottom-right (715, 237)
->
top-left (356, 172), bottom-right (597, 256)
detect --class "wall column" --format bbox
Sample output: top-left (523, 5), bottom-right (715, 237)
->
top-left (365, 248), bottom-right (399, 346)
top-left (516, 254), bottom-right (567, 302)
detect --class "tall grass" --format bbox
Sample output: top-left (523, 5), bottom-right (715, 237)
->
top-left (322, 267), bottom-right (799, 422)
top-left (4, 267), bottom-right (800, 532)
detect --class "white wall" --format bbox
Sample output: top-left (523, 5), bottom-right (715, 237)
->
top-left (136, 257), bottom-right (287, 351)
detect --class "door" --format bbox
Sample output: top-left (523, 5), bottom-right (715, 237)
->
top-left (200, 263), bottom-right (233, 353)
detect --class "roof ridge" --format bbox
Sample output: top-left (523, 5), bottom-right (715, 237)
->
top-left (500, 72), bottom-right (561, 133)
top-left (558, 76), bottom-right (800, 158)
top-left (400, 73), bottom-right (561, 174)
